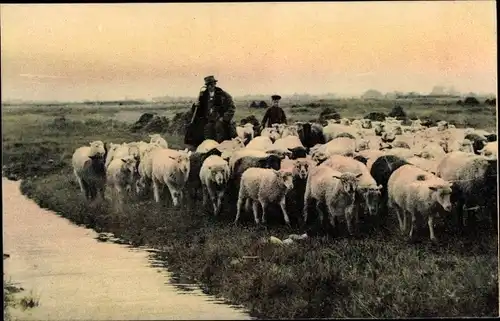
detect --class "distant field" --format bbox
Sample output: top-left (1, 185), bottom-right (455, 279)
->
top-left (2, 97), bottom-right (498, 318)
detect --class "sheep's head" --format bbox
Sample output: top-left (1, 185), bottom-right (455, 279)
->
top-left (293, 159), bottom-right (310, 180)
top-left (340, 118), bottom-right (351, 126)
top-left (121, 155), bottom-right (138, 177)
top-left (381, 132), bottom-right (396, 143)
top-left (274, 170), bottom-right (294, 191)
top-left (169, 151), bottom-right (191, 173)
top-left (208, 165), bottom-right (229, 186)
top-left (333, 172), bottom-right (363, 195)
top-left (277, 124), bottom-right (286, 134)
top-left (288, 146), bottom-right (308, 160)
top-left (266, 148), bottom-right (292, 160)
top-left (357, 139), bottom-right (370, 151)
top-left (89, 140), bottom-right (106, 157)
top-left (361, 119), bottom-right (372, 129)
top-left (393, 126), bottom-right (402, 135)
top-left (358, 184), bottom-right (382, 216)
top-left (429, 183), bottom-right (453, 212)
top-left (311, 150), bottom-right (329, 165)
top-left (283, 125), bottom-right (299, 137)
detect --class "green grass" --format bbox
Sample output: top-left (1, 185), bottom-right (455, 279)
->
top-left (2, 98), bottom-right (498, 318)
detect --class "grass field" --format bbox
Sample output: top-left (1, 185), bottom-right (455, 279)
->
top-left (2, 98), bottom-right (498, 318)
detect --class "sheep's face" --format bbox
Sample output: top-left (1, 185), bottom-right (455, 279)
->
top-left (333, 173), bottom-right (363, 196)
top-left (429, 184), bottom-right (453, 212)
top-left (275, 171), bottom-right (294, 191)
top-left (293, 159), bottom-right (310, 180)
top-left (393, 126), bottom-right (402, 135)
top-left (361, 119), bottom-right (372, 129)
top-left (271, 123), bottom-right (281, 131)
top-left (283, 125), bottom-right (299, 137)
top-left (359, 185), bottom-right (382, 216)
top-left (232, 137), bottom-right (246, 148)
top-left (340, 118), bottom-right (351, 126)
top-left (458, 140), bottom-right (474, 153)
top-left (357, 139), bottom-right (370, 151)
top-left (89, 140), bottom-right (106, 157)
top-left (121, 156), bottom-right (138, 177)
top-left (277, 124), bottom-right (286, 134)
top-left (312, 151), bottom-right (328, 165)
top-left (209, 166), bottom-right (228, 186)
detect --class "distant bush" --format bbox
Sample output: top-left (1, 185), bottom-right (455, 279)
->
top-left (388, 105), bottom-right (407, 120)
top-left (457, 100), bottom-right (463, 106)
top-left (364, 112), bottom-right (387, 122)
top-left (485, 98), bottom-right (496, 106)
top-left (259, 101), bottom-right (268, 108)
top-left (318, 107), bottom-right (340, 124)
top-left (464, 97), bottom-right (480, 106)
top-left (249, 101), bottom-right (258, 108)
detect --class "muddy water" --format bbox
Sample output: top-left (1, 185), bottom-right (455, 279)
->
top-left (2, 179), bottom-right (252, 320)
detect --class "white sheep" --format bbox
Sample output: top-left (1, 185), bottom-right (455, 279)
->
top-left (281, 125), bottom-right (300, 138)
top-left (479, 142), bottom-right (498, 159)
top-left (72, 141), bottom-right (107, 201)
top-left (321, 155), bottom-right (382, 217)
top-left (136, 143), bottom-right (163, 194)
top-left (150, 148), bottom-right (192, 207)
top-left (321, 137), bottom-right (357, 157)
top-left (229, 148), bottom-right (269, 172)
top-left (217, 137), bottom-right (246, 153)
top-left (272, 135), bottom-right (304, 151)
top-left (303, 165), bottom-right (362, 234)
top-left (149, 134), bottom-right (169, 149)
top-left (260, 127), bottom-right (281, 142)
top-left (245, 136), bottom-right (274, 151)
top-left (199, 155), bottom-right (231, 216)
top-left (234, 168), bottom-right (294, 226)
top-left (196, 139), bottom-right (220, 153)
top-left (106, 155), bottom-right (138, 211)
top-left (105, 143), bottom-right (122, 168)
top-left (236, 123), bottom-right (255, 145)
top-left (387, 164), bottom-right (453, 242)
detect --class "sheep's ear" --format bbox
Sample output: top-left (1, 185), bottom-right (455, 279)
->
top-left (332, 175), bottom-right (341, 180)
top-left (187, 151), bottom-right (192, 157)
top-left (273, 169), bottom-right (281, 176)
top-left (168, 156), bottom-right (176, 160)
top-left (428, 186), bottom-right (438, 191)
top-left (355, 173), bottom-right (363, 178)
top-left (121, 158), bottom-right (127, 163)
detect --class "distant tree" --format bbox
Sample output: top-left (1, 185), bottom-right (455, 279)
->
top-left (485, 98), bottom-right (496, 106)
top-left (364, 112), bottom-right (387, 122)
top-left (318, 107), bottom-right (340, 124)
top-left (463, 96), bottom-right (480, 106)
top-left (249, 101), bottom-right (258, 108)
top-left (259, 101), bottom-right (268, 108)
top-left (457, 100), bottom-right (463, 106)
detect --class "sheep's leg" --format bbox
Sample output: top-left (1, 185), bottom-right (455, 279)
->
top-left (408, 211), bottom-right (417, 241)
top-left (235, 196), bottom-right (245, 225)
top-left (74, 171), bottom-right (85, 194)
top-left (201, 185), bottom-right (209, 207)
top-left (253, 201), bottom-right (261, 225)
top-left (326, 203), bottom-right (337, 229)
top-left (152, 178), bottom-right (161, 203)
top-left (428, 215), bottom-right (437, 242)
top-left (260, 200), bottom-right (268, 224)
top-left (82, 180), bottom-right (91, 201)
top-left (215, 191), bottom-right (224, 216)
top-left (315, 202), bottom-right (325, 226)
top-left (279, 197), bottom-right (291, 226)
top-left (303, 185), bottom-right (311, 224)
top-left (166, 182), bottom-right (180, 207)
top-left (345, 206), bottom-right (354, 235)
top-left (245, 199), bottom-right (252, 213)
top-left (208, 188), bottom-right (218, 216)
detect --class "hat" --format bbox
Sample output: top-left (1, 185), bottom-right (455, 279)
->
top-left (271, 95), bottom-right (281, 101)
top-left (204, 75), bottom-right (218, 85)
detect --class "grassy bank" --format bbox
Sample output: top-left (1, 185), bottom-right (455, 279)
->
top-left (3, 99), bottom-right (498, 318)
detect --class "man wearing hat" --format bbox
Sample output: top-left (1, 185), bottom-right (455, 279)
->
top-left (184, 75), bottom-right (237, 147)
top-left (261, 94), bottom-right (287, 129)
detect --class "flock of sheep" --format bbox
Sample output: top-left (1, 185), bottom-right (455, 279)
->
top-left (71, 116), bottom-right (498, 242)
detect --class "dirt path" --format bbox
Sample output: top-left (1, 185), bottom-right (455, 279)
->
top-left (2, 178), bottom-right (251, 320)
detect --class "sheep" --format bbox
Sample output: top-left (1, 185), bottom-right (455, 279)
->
top-left (322, 155), bottom-right (382, 218)
top-left (271, 135), bottom-right (307, 159)
top-left (387, 164), bottom-right (453, 242)
top-left (231, 154), bottom-right (282, 191)
top-left (321, 137), bottom-right (357, 157)
top-left (351, 119), bottom-right (362, 129)
top-left (414, 142), bottom-right (446, 160)
top-left (150, 148), bottom-right (192, 207)
top-left (374, 123), bottom-right (385, 136)
top-left (236, 123), bottom-right (255, 145)
top-left (369, 155), bottom-right (410, 218)
top-left (280, 158), bottom-right (313, 224)
top-left (199, 155), bottom-right (231, 216)
top-left (106, 143), bottom-right (140, 170)
top-left (229, 148), bottom-right (268, 172)
top-left (389, 140), bottom-right (411, 149)
top-left (356, 138), bottom-right (370, 151)
top-left (149, 134), bottom-right (169, 148)
top-left (217, 137), bottom-right (245, 153)
top-left (196, 139), bottom-right (220, 153)
top-left (136, 143), bottom-right (163, 195)
top-left (407, 156), bottom-right (439, 174)
top-left (464, 133), bottom-right (488, 155)
top-left (281, 125), bottom-right (299, 138)
top-left (245, 136), bottom-right (274, 151)
top-left (296, 122), bottom-right (326, 150)
top-left (436, 151), bottom-right (498, 231)
top-left (383, 147), bottom-right (415, 160)
top-left (340, 118), bottom-right (351, 126)
top-left (381, 131), bottom-right (396, 143)
top-left (478, 142), bottom-right (498, 159)
top-left (303, 165), bottom-right (363, 235)
top-left (72, 141), bottom-right (107, 201)
top-left (260, 127), bottom-right (281, 142)
top-left (272, 123), bottom-right (287, 137)
top-left (436, 121), bottom-right (449, 132)
top-left (106, 155), bottom-right (138, 211)
top-left (105, 143), bottom-right (122, 168)
top-left (186, 147), bottom-right (223, 201)
top-left (235, 168), bottom-right (294, 226)
top-left (323, 123), bottom-right (358, 142)
top-left (445, 139), bottom-right (474, 154)
top-left (361, 119), bottom-right (372, 129)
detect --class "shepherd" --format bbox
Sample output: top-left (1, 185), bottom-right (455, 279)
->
top-left (184, 75), bottom-right (237, 148)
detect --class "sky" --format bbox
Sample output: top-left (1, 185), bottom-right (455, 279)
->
top-left (1, 2), bottom-right (497, 102)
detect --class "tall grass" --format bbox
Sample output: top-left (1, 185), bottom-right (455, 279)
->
top-left (2, 99), bottom-right (498, 318)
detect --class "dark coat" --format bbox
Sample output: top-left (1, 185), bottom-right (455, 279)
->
top-left (261, 106), bottom-right (287, 128)
top-left (184, 86), bottom-right (236, 146)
